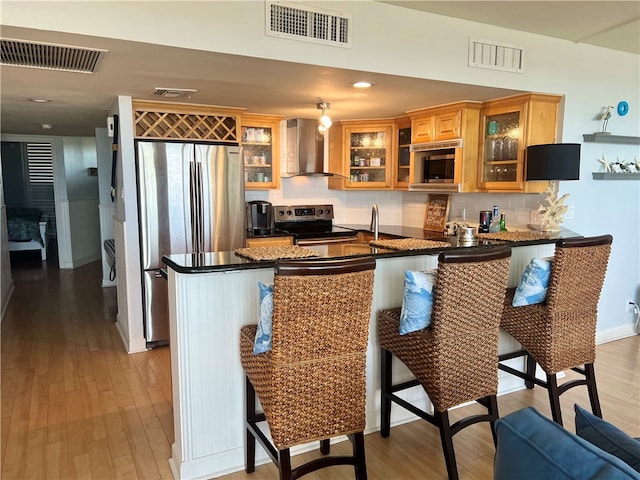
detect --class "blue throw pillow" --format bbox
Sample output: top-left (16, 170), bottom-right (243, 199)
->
top-left (399, 270), bottom-right (437, 335)
top-left (575, 404), bottom-right (640, 472)
top-left (512, 257), bottom-right (552, 307)
top-left (253, 282), bottom-right (273, 354)
top-left (495, 407), bottom-right (640, 480)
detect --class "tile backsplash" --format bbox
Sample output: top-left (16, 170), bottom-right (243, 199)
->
top-left (246, 175), bottom-right (543, 230)
top-left (402, 191), bottom-right (542, 229)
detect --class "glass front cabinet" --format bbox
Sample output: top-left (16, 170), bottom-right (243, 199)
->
top-left (329, 120), bottom-right (393, 190)
top-left (479, 104), bottom-right (524, 190)
top-left (240, 114), bottom-right (282, 190)
top-left (478, 93), bottom-right (561, 192)
top-left (394, 117), bottom-right (411, 189)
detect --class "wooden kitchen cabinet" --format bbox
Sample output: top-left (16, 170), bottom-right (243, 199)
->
top-left (394, 116), bottom-right (412, 189)
top-left (408, 102), bottom-right (482, 193)
top-left (245, 236), bottom-right (293, 248)
top-left (240, 114), bottom-right (282, 190)
top-left (478, 93), bottom-right (561, 192)
top-left (409, 106), bottom-right (462, 144)
top-left (328, 120), bottom-right (394, 190)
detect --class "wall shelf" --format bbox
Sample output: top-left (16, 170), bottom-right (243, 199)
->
top-left (583, 133), bottom-right (640, 144)
top-left (592, 172), bottom-right (640, 180)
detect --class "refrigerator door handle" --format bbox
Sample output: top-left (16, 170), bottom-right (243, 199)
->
top-left (195, 160), bottom-right (205, 252)
top-left (189, 159), bottom-right (200, 253)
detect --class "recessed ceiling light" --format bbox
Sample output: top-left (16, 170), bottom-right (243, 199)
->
top-left (352, 81), bottom-right (375, 88)
top-left (41, 123), bottom-right (53, 130)
top-left (29, 98), bottom-right (52, 103)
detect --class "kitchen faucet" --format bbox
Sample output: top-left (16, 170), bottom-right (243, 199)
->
top-left (370, 204), bottom-right (379, 241)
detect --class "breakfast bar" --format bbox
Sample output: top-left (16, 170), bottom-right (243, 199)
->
top-left (162, 228), bottom-right (580, 480)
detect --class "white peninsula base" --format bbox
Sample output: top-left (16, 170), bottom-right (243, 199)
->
top-left (166, 244), bottom-right (554, 479)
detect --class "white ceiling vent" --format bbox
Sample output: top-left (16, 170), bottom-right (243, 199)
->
top-left (0, 38), bottom-right (106, 73)
top-left (469, 38), bottom-right (524, 73)
top-left (265, 1), bottom-right (352, 48)
top-left (153, 87), bottom-right (197, 98)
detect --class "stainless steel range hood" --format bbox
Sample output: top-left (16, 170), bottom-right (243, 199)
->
top-left (284, 118), bottom-right (336, 176)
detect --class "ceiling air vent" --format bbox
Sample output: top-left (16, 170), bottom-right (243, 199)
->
top-left (266, 0), bottom-right (351, 48)
top-left (153, 87), bottom-right (197, 98)
top-left (469, 38), bottom-right (524, 73)
top-left (0, 38), bottom-right (106, 73)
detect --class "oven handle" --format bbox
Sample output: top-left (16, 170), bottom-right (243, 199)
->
top-left (296, 235), bottom-right (358, 246)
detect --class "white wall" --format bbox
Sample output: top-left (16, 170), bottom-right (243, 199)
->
top-left (96, 127), bottom-right (116, 287)
top-left (62, 137), bottom-right (101, 268)
top-left (3, 1), bottom-right (638, 343)
top-left (112, 97), bottom-right (146, 353)
top-left (0, 167), bottom-right (14, 320)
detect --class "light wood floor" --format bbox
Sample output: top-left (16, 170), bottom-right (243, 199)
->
top-left (2, 255), bottom-right (639, 479)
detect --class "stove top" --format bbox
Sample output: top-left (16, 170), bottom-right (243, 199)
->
top-left (273, 204), bottom-right (357, 240)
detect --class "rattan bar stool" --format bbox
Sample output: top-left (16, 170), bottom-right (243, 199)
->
top-left (378, 247), bottom-right (511, 480)
top-left (498, 235), bottom-right (613, 426)
top-left (240, 256), bottom-right (376, 480)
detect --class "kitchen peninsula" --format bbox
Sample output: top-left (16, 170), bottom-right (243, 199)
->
top-left (162, 228), bottom-right (580, 480)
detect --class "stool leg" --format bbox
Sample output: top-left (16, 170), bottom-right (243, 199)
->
top-left (525, 354), bottom-right (536, 389)
top-left (487, 395), bottom-right (499, 447)
top-left (278, 449), bottom-right (292, 480)
top-left (546, 373), bottom-right (563, 426)
top-left (245, 376), bottom-right (256, 473)
top-left (380, 347), bottom-right (392, 438)
top-left (435, 409), bottom-right (458, 480)
top-left (320, 439), bottom-right (330, 455)
top-left (351, 432), bottom-right (368, 480)
top-left (585, 363), bottom-right (603, 418)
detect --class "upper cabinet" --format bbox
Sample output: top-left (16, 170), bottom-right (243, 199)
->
top-left (394, 116), bottom-right (412, 189)
top-left (240, 114), bottom-right (282, 190)
top-left (328, 120), bottom-right (394, 190)
top-left (411, 108), bottom-right (462, 144)
top-left (408, 102), bottom-right (482, 193)
top-left (477, 93), bottom-right (561, 192)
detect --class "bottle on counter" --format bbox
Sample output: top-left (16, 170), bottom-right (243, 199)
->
top-left (489, 205), bottom-right (501, 232)
top-left (500, 213), bottom-right (507, 232)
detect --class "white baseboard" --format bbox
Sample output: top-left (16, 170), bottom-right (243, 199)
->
top-left (596, 324), bottom-right (638, 344)
top-left (115, 315), bottom-right (147, 354)
top-left (72, 254), bottom-right (101, 269)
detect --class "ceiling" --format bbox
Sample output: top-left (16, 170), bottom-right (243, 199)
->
top-left (1, 2), bottom-right (638, 137)
top-left (383, 1), bottom-right (640, 55)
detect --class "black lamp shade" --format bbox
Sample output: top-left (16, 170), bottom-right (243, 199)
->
top-left (526, 143), bottom-right (581, 181)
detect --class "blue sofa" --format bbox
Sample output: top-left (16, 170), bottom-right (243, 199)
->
top-left (494, 405), bottom-right (640, 479)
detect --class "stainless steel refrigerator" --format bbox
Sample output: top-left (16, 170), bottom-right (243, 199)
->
top-left (136, 140), bottom-right (245, 347)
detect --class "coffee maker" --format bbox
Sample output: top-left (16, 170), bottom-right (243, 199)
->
top-left (246, 200), bottom-right (274, 235)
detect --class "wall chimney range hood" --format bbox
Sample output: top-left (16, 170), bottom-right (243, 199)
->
top-left (284, 118), bottom-right (337, 176)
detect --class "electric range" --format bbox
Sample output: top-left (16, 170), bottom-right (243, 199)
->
top-left (273, 204), bottom-right (358, 245)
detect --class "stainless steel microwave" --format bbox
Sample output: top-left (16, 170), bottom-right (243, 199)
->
top-left (423, 151), bottom-right (455, 183)
top-left (408, 139), bottom-right (462, 191)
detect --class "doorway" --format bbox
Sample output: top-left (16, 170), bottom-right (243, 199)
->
top-left (2, 140), bottom-right (58, 268)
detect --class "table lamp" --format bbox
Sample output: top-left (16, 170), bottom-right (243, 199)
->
top-left (526, 143), bottom-right (581, 232)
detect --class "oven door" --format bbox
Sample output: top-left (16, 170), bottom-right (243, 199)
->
top-left (295, 235), bottom-right (358, 246)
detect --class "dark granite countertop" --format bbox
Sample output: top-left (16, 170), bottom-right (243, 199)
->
top-left (163, 226), bottom-right (580, 274)
top-left (245, 230), bottom-right (293, 239)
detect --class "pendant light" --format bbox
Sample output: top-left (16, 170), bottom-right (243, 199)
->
top-left (317, 102), bottom-right (332, 133)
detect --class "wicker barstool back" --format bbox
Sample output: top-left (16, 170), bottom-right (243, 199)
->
top-left (546, 236), bottom-right (612, 314)
top-left (499, 234), bottom-right (613, 426)
top-left (377, 247), bottom-right (512, 480)
top-left (240, 256), bottom-right (376, 480)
